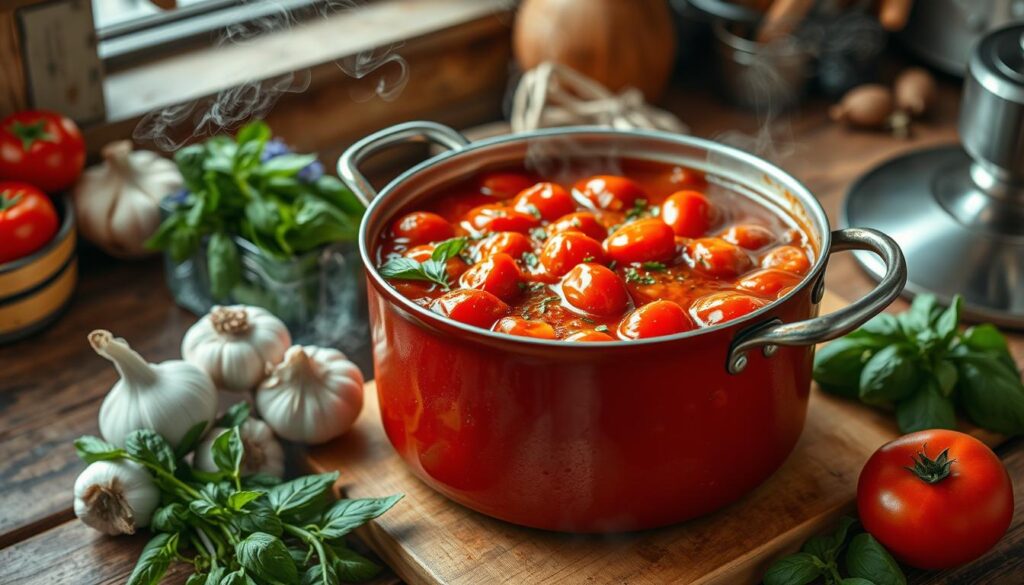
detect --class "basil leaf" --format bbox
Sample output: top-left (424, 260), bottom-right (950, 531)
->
top-left (855, 313), bottom-right (903, 343)
top-left (763, 552), bottom-right (822, 585)
top-left (934, 295), bottom-right (962, 343)
top-left (316, 494), bottom-right (403, 540)
top-left (169, 225), bottom-right (199, 263)
top-left (235, 140), bottom-right (267, 174)
top-left (841, 579), bottom-right (877, 585)
top-left (227, 490), bottom-right (264, 511)
top-left (244, 473), bottom-right (284, 488)
top-left (845, 533), bottom-right (905, 585)
top-left (127, 533), bottom-right (177, 585)
top-left (245, 195), bottom-right (282, 235)
top-left (814, 338), bottom-right (877, 398)
top-left (895, 381), bottom-right (956, 434)
top-left (260, 153), bottom-right (318, 178)
top-left (236, 532), bottom-right (299, 585)
top-left (125, 430), bottom-right (177, 473)
top-left (802, 515), bottom-right (857, 561)
top-left (267, 472), bottom-right (339, 518)
top-left (74, 436), bottom-right (125, 463)
top-left (175, 420), bottom-right (210, 460)
top-left (217, 402), bottom-right (251, 428)
top-left (933, 359), bottom-right (958, 397)
top-left (236, 121), bottom-right (271, 146)
top-left (145, 211), bottom-right (184, 251)
top-left (151, 503), bottom-right (190, 533)
top-left (175, 144), bottom-right (208, 192)
top-left (331, 546), bottom-right (382, 582)
top-left (961, 324), bottom-right (1017, 372)
top-left (859, 345), bottom-right (920, 405)
top-left (287, 196), bottom-right (358, 251)
top-left (313, 175), bottom-right (366, 218)
top-left (189, 497), bottom-right (228, 520)
top-left (431, 237), bottom-right (467, 262)
top-left (212, 426), bottom-right (244, 477)
top-left (301, 563), bottom-right (339, 585)
top-left (185, 573), bottom-right (207, 585)
top-left (219, 569), bottom-right (257, 585)
top-left (955, 353), bottom-right (1024, 434)
top-left (899, 294), bottom-right (940, 336)
top-left (208, 231), bottom-right (241, 299)
top-left (233, 498), bottom-right (284, 537)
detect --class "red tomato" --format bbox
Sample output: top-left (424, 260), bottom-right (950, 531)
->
top-left (686, 237), bottom-right (753, 278)
top-left (761, 245), bottom-right (811, 274)
top-left (560, 263), bottom-right (629, 316)
top-left (404, 244), bottom-right (469, 281)
top-left (493, 316), bottom-right (556, 339)
top-left (661, 190), bottom-right (716, 238)
top-left (669, 166), bottom-right (708, 189)
top-left (546, 211), bottom-right (608, 241)
top-left (539, 232), bottom-right (607, 277)
top-left (574, 175), bottom-right (645, 211)
top-left (430, 289), bottom-right (509, 329)
top-left (0, 111), bottom-right (85, 193)
top-left (604, 219), bottom-right (677, 264)
top-left (464, 204), bottom-right (539, 234)
top-left (459, 253), bottom-right (522, 302)
top-left (479, 171), bottom-right (534, 197)
top-left (689, 292), bottom-right (766, 326)
top-left (858, 430), bottom-right (1013, 570)
top-left (475, 231), bottom-right (534, 261)
top-left (618, 300), bottom-right (693, 339)
top-left (720, 224), bottom-right (775, 250)
top-left (512, 182), bottom-right (576, 221)
top-left (391, 211), bottom-right (455, 246)
top-left (0, 182), bottom-right (59, 263)
top-left (565, 330), bottom-right (616, 342)
top-left (737, 268), bottom-right (802, 298)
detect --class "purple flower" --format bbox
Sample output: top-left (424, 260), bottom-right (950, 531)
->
top-left (260, 138), bottom-right (291, 161)
top-left (168, 188), bottom-right (189, 204)
top-left (297, 159), bottom-right (324, 183)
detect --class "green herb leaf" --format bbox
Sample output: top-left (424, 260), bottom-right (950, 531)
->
top-left (175, 420), bottom-right (210, 460)
top-left (899, 295), bottom-right (940, 336)
top-left (841, 579), bottom-right (877, 585)
top-left (127, 533), bottom-right (178, 585)
top-left (267, 472), bottom-right (339, 519)
top-left (934, 295), bottom-right (962, 343)
top-left (227, 490), bottom-right (264, 511)
top-left (856, 313), bottom-right (904, 344)
top-left (74, 436), bottom-right (125, 463)
top-left (212, 426), bottom-right (245, 477)
top-left (236, 121), bottom-right (271, 146)
top-left (813, 338), bottom-right (877, 399)
top-left (316, 494), bottom-right (403, 540)
top-left (175, 144), bottom-right (208, 192)
top-left (151, 503), bottom-right (190, 533)
top-left (845, 533), bottom-right (906, 585)
top-left (895, 381), bottom-right (956, 434)
top-left (301, 563), bottom-right (339, 585)
top-left (763, 552), bottom-right (822, 585)
top-left (624, 267), bottom-right (656, 285)
top-left (379, 237), bottom-right (466, 290)
top-left (236, 532), bottom-right (299, 585)
top-left (208, 231), bottom-right (242, 299)
top-left (801, 516), bottom-right (856, 562)
top-left (217, 402), bottom-right (252, 428)
top-left (260, 154), bottom-right (318, 178)
top-left (954, 352), bottom-right (1024, 434)
top-left (431, 237), bottom-right (467, 262)
top-left (642, 261), bottom-right (667, 271)
top-left (219, 568), bottom-right (257, 585)
top-left (232, 498), bottom-right (284, 537)
top-left (331, 546), bottom-right (382, 582)
top-left (933, 359), bottom-right (958, 397)
top-left (961, 324), bottom-right (1017, 372)
top-left (125, 430), bottom-right (177, 473)
top-left (858, 345), bottom-right (920, 405)
top-left (168, 225), bottom-right (200, 263)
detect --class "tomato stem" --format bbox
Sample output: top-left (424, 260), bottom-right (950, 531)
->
top-left (9, 120), bottom-right (52, 151)
top-left (904, 444), bottom-right (955, 484)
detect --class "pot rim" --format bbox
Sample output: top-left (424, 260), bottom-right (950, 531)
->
top-left (357, 126), bottom-right (831, 349)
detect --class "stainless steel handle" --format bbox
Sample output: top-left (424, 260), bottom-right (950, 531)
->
top-left (337, 121), bottom-right (470, 206)
top-left (727, 227), bottom-right (907, 374)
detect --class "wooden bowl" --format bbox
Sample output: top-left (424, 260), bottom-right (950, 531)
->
top-left (0, 196), bottom-right (77, 343)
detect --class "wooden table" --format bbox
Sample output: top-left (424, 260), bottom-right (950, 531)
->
top-left (2, 78), bottom-right (1023, 584)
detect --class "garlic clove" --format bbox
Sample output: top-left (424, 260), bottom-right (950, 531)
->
top-left (182, 305), bottom-right (291, 393)
top-left (74, 460), bottom-right (159, 535)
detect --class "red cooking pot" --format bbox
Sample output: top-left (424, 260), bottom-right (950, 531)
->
top-left (339, 122), bottom-right (906, 533)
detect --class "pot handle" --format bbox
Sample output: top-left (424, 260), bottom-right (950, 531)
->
top-left (726, 227), bottom-right (907, 375)
top-left (337, 121), bottom-right (471, 206)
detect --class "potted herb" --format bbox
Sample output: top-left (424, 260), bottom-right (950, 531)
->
top-left (147, 122), bottom-right (367, 348)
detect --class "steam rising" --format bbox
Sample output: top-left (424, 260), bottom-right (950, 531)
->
top-left (134, 0), bottom-right (408, 151)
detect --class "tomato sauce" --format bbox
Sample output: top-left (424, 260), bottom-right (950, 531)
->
top-left (375, 159), bottom-right (816, 341)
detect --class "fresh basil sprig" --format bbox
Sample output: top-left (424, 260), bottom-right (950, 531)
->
top-left (378, 237), bottom-right (467, 290)
top-left (764, 517), bottom-right (906, 585)
top-left (814, 294), bottom-right (1024, 435)
top-left (74, 403), bottom-right (401, 585)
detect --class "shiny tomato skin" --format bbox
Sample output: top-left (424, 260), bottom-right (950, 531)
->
top-left (512, 182), bottom-right (576, 221)
top-left (604, 219), bottom-right (677, 265)
top-left (858, 430), bottom-right (1013, 570)
top-left (475, 231), bottom-right (534, 261)
top-left (0, 182), bottom-right (59, 263)
top-left (670, 166), bottom-right (708, 189)
top-left (459, 253), bottom-right (522, 302)
top-left (539, 232), bottom-right (607, 277)
top-left (0, 110), bottom-right (85, 193)
top-left (560, 263), bottom-right (629, 317)
top-left (721, 224), bottom-right (775, 250)
top-left (546, 211), bottom-right (608, 241)
top-left (565, 330), bottom-right (616, 342)
top-left (618, 300), bottom-right (694, 339)
top-left (661, 190), bottom-right (716, 238)
top-left (404, 244), bottom-right (469, 281)
top-left (479, 172), bottom-right (534, 197)
top-left (430, 289), bottom-right (509, 329)
top-left (761, 245), bottom-right (812, 275)
top-left (574, 175), bottom-right (645, 211)
top-left (465, 204), bottom-right (539, 234)
top-left (391, 211), bottom-right (454, 246)
top-left (737, 268), bottom-right (802, 298)
top-left (689, 292), bottom-right (766, 326)
top-left (686, 237), bottom-right (753, 278)
top-left (492, 316), bottom-right (556, 339)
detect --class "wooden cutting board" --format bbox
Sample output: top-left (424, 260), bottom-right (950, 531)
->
top-left (306, 291), bottom-right (1002, 585)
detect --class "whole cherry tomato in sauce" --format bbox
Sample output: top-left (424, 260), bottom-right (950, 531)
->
top-left (737, 268), bottom-right (802, 298)
top-left (475, 231), bottom-right (534, 262)
top-left (686, 237), bottom-right (753, 278)
top-left (0, 110), bottom-right (85, 193)
top-left (661, 190), bottom-right (716, 238)
top-left (430, 289), bottom-right (509, 329)
top-left (761, 245), bottom-right (811, 275)
top-left (669, 166), bottom-right (708, 189)
top-left (0, 182), bottom-right (59, 263)
top-left (689, 292), bottom-right (766, 326)
top-left (391, 211), bottom-right (454, 247)
top-left (604, 219), bottom-right (677, 264)
top-left (546, 211), bottom-right (608, 241)
top-left (720, 224), bottom-right (775, 250)
top-left (459, 253), bottom-right (522, 302)
top-left (574, 175), bottom-right (646, 211)
top-left (618, 300), bottom-right (693, 339)
top-left (479, 172), bottom-right (534, 197)
top-left (512, 182), bottom-right (576, 221)
top-left (858, 430), bottom-right (1013, 570)
top-left (539, 232), bottom-right (608, 277)
top-left (561, 263), bottom-right (629, 317)
top-left (405, 244), bottom-right (469, 281)
top-left (464, 204), bottom-right (539, 234)
top-left (565, 330), bottom-right (616, 342)
top-left (492, 316), bottom-right (556, 339)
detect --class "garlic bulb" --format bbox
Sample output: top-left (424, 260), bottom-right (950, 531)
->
top-left (195, 418), bottom-right (285, 478)
top-left (182, 305), bottom-right (291, 393)
top-left (73, 140), bottom-right (183, 257)
top-left (74, 459), bottom-right (159, 535)
top-left (255, 345), bottom-right (364, 444)
top-left (91, 329), bottom-right (217, 448)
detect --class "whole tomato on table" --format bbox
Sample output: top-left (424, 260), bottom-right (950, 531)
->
top-left (858, 429), bottom-right (1014, 570)
top-left (0, 110), bottom-right (85, 193)
top-left (0, 182), bottom-right (59, 263)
